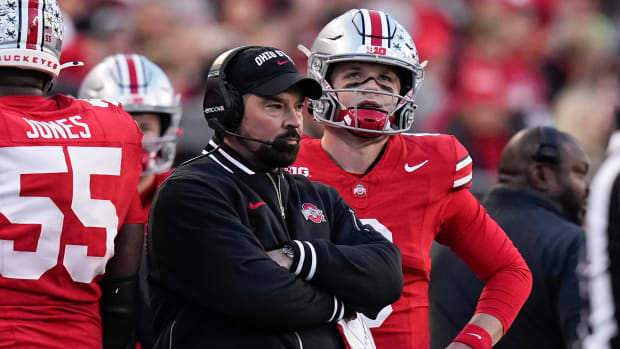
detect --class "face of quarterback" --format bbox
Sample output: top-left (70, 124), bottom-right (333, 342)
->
top-left (330, 62), bottom-right (402, 114)
top-left (133, 112), bottom-right (162, 140)
top-left (133, 112), bottom-right (163, 181)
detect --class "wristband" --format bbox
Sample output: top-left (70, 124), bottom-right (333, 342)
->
top-left (453, 324), bottom-right (492, 349)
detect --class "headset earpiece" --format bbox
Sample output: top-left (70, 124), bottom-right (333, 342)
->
top-left (203, 45), bottom-right (261, 133)
top-left (533, 126), bottom-right (560, 164)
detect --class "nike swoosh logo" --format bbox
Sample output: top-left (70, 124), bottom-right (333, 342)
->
top-left (249, 201), bottom-right (266, 210)
top-left (466, 333), bottom-right (482, 340)
top-left (404, 160), bottom-right (428, 172)
top-left (277, 60), bottom-right (289, 65)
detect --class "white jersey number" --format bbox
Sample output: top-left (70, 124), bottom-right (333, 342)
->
top-left (360, 218), bottom-right (394, 328)
top-left (0, 146), bottom-right (121, 282)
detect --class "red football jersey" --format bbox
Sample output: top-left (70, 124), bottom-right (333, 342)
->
top-left (140, 170), bottom-right (173, 223)
top-left (0, 95), bottom-right (143, 348)
top-left (291, 133), bottom-right (531, 349)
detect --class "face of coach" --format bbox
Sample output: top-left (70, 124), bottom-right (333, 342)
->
top-left (236, 88), bottom-right (305, 169)
top-left (217, 46), bottom-right (322, 171)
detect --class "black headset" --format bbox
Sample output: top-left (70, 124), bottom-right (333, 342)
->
top-left (203, 45), bottom-right (262, 133)
top-left (532, 126), bottom-right (560, 164)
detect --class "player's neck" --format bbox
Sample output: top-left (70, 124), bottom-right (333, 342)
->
top-left (0, 71), bottom-right (48, 96)
top-left (321, 128), bottom-right (389, 174)
top-left (0, 86), bottom-right (45, 97)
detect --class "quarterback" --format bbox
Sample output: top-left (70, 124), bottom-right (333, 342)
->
top-left (291, 9), bottom-right (533, 349)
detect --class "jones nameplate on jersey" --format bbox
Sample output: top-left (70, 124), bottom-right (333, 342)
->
top-left (23, 116), bottom-right (92, 139)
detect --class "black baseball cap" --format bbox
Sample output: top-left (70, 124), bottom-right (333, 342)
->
top-left (225, 46), bottom-right (322, 100)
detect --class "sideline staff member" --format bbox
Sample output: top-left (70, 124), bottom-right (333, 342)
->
top-left (147, 45), bottom-right (403, 349)
top-left (430, 127), bottom-right (589, 348)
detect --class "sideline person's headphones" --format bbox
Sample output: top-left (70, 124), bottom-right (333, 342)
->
top-left (532, 126), bottom-right (560, 164)
top-left (203, 45), bottom-right (261, 133)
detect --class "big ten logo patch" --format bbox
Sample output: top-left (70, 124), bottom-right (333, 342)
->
top-left (285, 166), bottom-right (310, 177)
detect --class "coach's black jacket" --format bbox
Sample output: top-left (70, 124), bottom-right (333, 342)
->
top-left (148, 140), bottom-right (403, 349)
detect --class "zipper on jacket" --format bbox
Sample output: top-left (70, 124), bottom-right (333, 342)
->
top-left (267, 173), bottom-right (285, 220)
top-left (294, 331), bottom-right (303, 349)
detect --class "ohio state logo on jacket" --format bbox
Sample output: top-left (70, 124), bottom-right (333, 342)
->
top-left (301, 203), bottom-right (326, 223)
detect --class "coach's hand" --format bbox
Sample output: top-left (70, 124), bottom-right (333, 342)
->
top-left (267, 248), bottom-right (293, 270)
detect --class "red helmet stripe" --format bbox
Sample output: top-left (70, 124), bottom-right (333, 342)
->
top-left (26, 0), bottom-right (42, 50)
top-left (368, 10), bottom-right (383, 46)
top-left (132, 54), bottom-right (146, 96)
top-left (125, 55), bottom-right (140, 94)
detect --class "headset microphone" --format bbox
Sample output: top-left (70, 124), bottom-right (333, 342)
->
top-left (207, 117), bottom-right (292, 152)
top-left (222, 130), bottom-right (291, 152)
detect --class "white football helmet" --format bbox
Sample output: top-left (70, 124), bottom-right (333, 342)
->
top-left (0, 0), bottom-right (81, 78)
top-left (305, 9), bottom-right (425, 136)
top-left (78, 54), bottom-right (182, 175)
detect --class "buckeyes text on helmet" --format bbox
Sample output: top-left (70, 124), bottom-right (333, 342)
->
top-left (78, 54), bottom-right (182, 175)
top-left (0, 0), bottom-right (74, 78)
top-left (306, 9), bottom-right (426, 135)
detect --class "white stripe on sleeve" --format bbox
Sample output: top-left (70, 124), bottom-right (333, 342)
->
top-left (304, 241), bottom-right (317, 281)
top-left (293, 240), bottom-right (305, 276)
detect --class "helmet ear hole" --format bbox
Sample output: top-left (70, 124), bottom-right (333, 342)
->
top-left (393, 105), bottom-right (415, 131)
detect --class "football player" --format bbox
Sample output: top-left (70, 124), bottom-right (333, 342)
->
top-left (291, 9), bottom-right (533, 349)
top-left (79, 54), bottom-right (182, 349)
top-left (0, 1), bottom-right (144, 348)
top-left (79, 54), bottom-right (182, 220)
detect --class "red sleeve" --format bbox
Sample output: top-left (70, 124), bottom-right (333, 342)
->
top-left (436, 189), bottom-right (532, 333)
top-left (123, 190), bottom-right (145, 224)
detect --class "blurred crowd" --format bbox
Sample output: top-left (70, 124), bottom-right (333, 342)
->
top-left (55, 0), bottom-right (620, 196)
